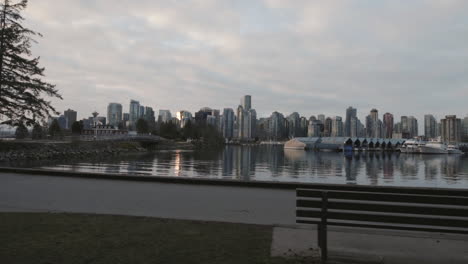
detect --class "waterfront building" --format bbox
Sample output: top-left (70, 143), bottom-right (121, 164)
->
top-left (331, 116), bottom-right (344, 137)
top-left (287, 112), bottom-right (301, 138)
top-left (48, 115), bottom-right (68, 130)
top-left (349, 117), bottom-right (363, 138)
top-left (300, 116), bottom-right (308, 137)
top-left (308, 120), bottom-right (322, 137)
top-left (221, 108), bottom-right (235, 139)
top-left (236, 96), bottom-right (257, 140)
top-left (176, 110), bottom-right (193, 128)
top-left (107, 103), bottom-right (122, 128)
top-left (317, 114), bottom-right (325, 123)
top-left (424, 114), bottom-right (437, 139)
top-left (64, 109), bottom-right (77, 129)
top-left (383, 113), bottom-right (394, 139)
top-left (159, 110), bottom-right (172, 123)
top-left (241, 95), bottom-right (251, 111)
top-left (144, 106), bottom-right (156, 128)
top-left (323, 117), bottom-right (332, 137)
top-left (194, 107), bottom-right (213, 125)
top-left (139, 106), bottom-right (145, 119)
top-left (408, 116), bottom-right (418, 138)
top-left (344, 107), bottom-right (357, 137)
top-left (268, 111), bottom-right (286, 140)
top-left (129, 100), bottom-right (140, 130)
top-left (440, 115), bottom-right (462, 143)
top-left (463, 115), bottom-right (468, 142)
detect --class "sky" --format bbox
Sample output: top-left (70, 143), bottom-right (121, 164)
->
top-left (22, 0), bottom-right (468, 126)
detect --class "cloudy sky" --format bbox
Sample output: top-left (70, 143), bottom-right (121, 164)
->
top-left (23, 0), bottom-right (468, 125)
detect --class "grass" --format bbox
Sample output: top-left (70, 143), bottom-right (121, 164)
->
top-left (0, 213), bottom-right (314, 264)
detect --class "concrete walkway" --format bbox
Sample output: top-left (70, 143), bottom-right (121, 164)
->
top-left (1, 172), bottom-right (468, 263)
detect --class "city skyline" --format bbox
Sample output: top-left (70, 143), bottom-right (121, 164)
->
top-left (22, 1), bottom-right (468, 128)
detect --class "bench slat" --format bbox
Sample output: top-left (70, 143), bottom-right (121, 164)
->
top-left (297, 189), bottom-right (468, 206)
top-left (296, 209), bottom-right (468, 228)
top-left (296, 199), bottom-right (468, 217)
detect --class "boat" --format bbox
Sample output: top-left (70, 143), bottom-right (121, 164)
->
top-left (419, 141), bottom-right (448, 154)
top-left (447, 145), bottom-right (463, 154)
top-left (400, 139), bottom-right (425, 153)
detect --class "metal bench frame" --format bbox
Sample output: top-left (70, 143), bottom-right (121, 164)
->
top-left (296, 188), bottom-right (468, 262)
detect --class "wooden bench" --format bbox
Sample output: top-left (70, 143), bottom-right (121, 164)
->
top-left (296, 188), bottom-right (468, 261)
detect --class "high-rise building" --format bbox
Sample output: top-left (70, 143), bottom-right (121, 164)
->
top-left (139, 106), bottom-right (145, 119)
top-left (317, 114), bottom-right (325, 123)
top-left (287, 112), bottom-right (301, 138)
top-left (331, 116), bottom-right (344, 137)
top-left (344, 107), bottom-right (357, 137)
top-left (241, 95), bottom-right (251, 111)
top-left (159, 110), bottom-right (172, 123)
top-left (63, 109), bottom-right (77, 129)
top-left (107, 103), bottom-right (122, 128)
top-left (440, 115), bottom-right (462, 143)
top-left (463, 115), bottom-right (468, 142)
top-left (236, 96), bottom-right (256, 140)
top-left (424, 114), bottom-right (437, 139)
top-left (176, 110), bottom-right (193, 128)
top-left (370, 109), bottom-right (378, 122)
top-left (269, 112), bottom-right (286, 140)
top-left (383, 113), bottom-right (394, 139)
top-left (408, 116), bottom-right (418, 138)
top-left (129, 100), bottom-right (140, 124)
top-left (324, 117), bottom-right (332, 137)
top-left (221, 108), bottom-right (235, 139)
top-left (308, 120), bottom-right (322, 137)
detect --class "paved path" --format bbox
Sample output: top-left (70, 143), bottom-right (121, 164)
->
top-left (0, 172), bottom-right (296, 225)
top-left (1, 172), bottom-right (468, 263)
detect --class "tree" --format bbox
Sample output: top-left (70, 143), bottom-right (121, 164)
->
top-left (14, 122), bottom-right (27, 138)
top-left (136, 118), bottom-right (149, 134)
top-left (0, 0), bottom-right (62, 126)
top-left (71, 121), bottom-right (83, 135)
top-left (31, 123), bottom-right (43, 139)
top-left (48, 119), bottom-right (61, 138)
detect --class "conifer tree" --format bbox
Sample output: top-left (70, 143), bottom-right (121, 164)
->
top-left (0, 0), bottom-right (61, 126)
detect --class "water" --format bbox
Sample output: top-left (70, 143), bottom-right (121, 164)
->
top-left (16, 145), bottom-right (468, 188)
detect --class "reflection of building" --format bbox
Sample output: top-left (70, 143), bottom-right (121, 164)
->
top-left (440, 115), bottom-right (462, 143)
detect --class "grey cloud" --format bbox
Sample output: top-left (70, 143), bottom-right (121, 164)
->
top-left (20, 0), bottom-right (468, 126)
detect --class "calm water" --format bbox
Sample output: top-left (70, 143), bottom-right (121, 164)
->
top-left (23, 145), bottom-right (468, 189)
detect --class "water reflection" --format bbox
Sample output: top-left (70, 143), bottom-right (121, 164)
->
top-left (21, 145), bottom-right (468, 188)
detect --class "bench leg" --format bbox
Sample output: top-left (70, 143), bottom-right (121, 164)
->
top-left (320, 224), bottom-right (327, 261)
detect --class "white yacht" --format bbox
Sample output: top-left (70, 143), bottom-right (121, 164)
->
top-left (419, 141), bottom-right (448, 154)
top-left (400, 140), bottom-right (425, 153)
top-left (447, 145), bottom-right (463, 154)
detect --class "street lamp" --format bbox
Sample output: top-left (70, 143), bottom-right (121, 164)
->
top-left (92, 111), bottom-right (99, 140)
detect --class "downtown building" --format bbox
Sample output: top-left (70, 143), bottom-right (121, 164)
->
top-left (220, 108), bottom-right (235, 139)
top-left (440, 115), bottom-right (462, 143)
top-left (236, 95), bottom-right (257, 140)
top-left (463, 115), bottom-right (468, 142)
top-left (107, 103), bottom-right (123, 128)
top-left (424, 114), bottom-right (438, 139)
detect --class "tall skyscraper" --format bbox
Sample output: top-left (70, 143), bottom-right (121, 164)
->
top-left (408, 116), bottom-right (418, 138)
top-left (370, 109), bottom-right (378, 122)
top-left (107, 103), bottom-right (122, 128)
top-left (383, 113), bottom-right (394, 139)
top-left (269, 112), bottom-right (286, 140)
top-left (129, 100), bottom-right (140, 123)
top-left (236, 95), bottom-right (256, 140)
top-left (221, 108), bottom-right (234, 139)
top-left (324, 117), bottom-right (332, 137)
top-left (317, 114), bottom-right (325, 123)
top-left (159, 110), bottom-right (172, 123)
top-left (241, 95), bottom-right (251, 111)
top-left (331, 116), bottom-right (344, 137)
top-left (287, 112), bottom-right (301, 138)
top-left (463, 115), bottom-right (468, 142)
top-left (344, 107), bottom-right (357, 137)
top-left (424, 114), bottom-right (437, 139)
top-left (441, 115), bottom-right (462, 143)
top-left (63, 109), bottom-right (77, 129)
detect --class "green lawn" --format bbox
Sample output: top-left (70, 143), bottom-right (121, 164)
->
top-left (0, 213), bottom-right (314, 264)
